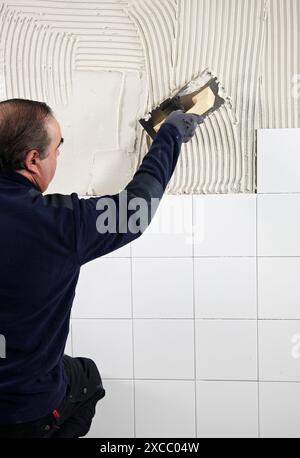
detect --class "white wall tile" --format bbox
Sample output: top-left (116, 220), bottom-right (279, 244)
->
top-left (257, 129), bottom-right (300, 193)
top-left (195, 258), bottom-right (257, 319)
top-left (195, 320), bottom-right (257, 380)
top-left (104, 244), bottom-right (131, 258)
top-left (135, 380), bottom-right (195, 438)
top-left (69, 188), bottom-right (300, 438)
top-left (196, 381), bottom-right (258, 438)
top-left (65, 327), bottom-right (73, 356)
top-left (258, 321), bottom-right (300, 381)
top-left (72, 319), bottom-right (133, 379)
top-left (86, 380), bottom-right (134, 438)
top-left (193, 195), bottom-right (256, 257)
top-left (131, 195), bottom-right (193, 257)
top-left (133, 320), bottom-right (194, 379)
top-left (132, 258), bottom-right (193, 318)
top-left (258, 258), bottom-right (300, 319)
top-left (73, 258), bottom-right (132, 318)
top-left (260, 382), bottom-right (300, 438)
top-left (258, 194), bottom-right (300, 256)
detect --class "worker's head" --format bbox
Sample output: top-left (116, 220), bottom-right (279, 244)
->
top-left (0, 99), bottom-right (63, 192)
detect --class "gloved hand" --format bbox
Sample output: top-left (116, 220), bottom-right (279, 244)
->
top-left (164, 109), bottom-right (204, 143)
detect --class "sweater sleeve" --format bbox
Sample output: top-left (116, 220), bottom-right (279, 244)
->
top-left (71, 123), bottom-right (184, 265)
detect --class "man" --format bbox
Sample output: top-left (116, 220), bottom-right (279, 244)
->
top-left (0, 98), bottom-right (203, 438)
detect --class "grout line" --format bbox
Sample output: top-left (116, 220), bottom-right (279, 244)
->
top-left (256, 193), bottom-right (261, 438)
top-left (104, 255), bottom-right (300, 259)
top-left (192, 195), bottom-right (198, 438)
top-left (130, 256), bottom-right (257, 259)
top-left (71, 317), bottom-right (300, 321)
top-left (257, 192), bottom-right (300, 195)
top-left (129, 242), bottom-right (136, 439)
top-left (255, 256), bottom-right (300, 258)
top-left (100, 378), bottom-right (300, 383)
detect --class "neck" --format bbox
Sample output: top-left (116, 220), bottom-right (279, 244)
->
top-left (16, 170), bottom-right (41, 191)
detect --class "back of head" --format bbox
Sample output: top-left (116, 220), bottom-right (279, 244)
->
top-left (0, 99), bottom-right (53, 172)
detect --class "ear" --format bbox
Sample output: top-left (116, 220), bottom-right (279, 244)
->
top-left (23, 149), bottom-right (40, 173)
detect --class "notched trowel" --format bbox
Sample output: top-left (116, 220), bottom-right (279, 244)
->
top-left (139, 68), bottom-right (229, 139)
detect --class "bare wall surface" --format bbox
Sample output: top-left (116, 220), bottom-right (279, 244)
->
top-left (0, 0), bottom-right (299, 195)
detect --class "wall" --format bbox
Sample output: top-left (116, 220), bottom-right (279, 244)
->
top-left (65, 128), bottom-right (300, 438)
top-left (0, 0), bottom-right (299, 438)
top-left (0, 0), bottom-right (299, 195)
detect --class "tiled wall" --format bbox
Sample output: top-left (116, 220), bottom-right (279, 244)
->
top-left (65, 129), bottom-right (300, 438)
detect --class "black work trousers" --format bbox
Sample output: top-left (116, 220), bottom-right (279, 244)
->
top-left (0, 355), bottom-right (106, 438)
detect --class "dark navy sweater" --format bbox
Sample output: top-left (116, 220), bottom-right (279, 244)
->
top-left (0, 123), bottom-right (183, 424)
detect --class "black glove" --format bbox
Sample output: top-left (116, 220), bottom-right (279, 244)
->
top-left (164, 109), bottom-right (204, 143)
